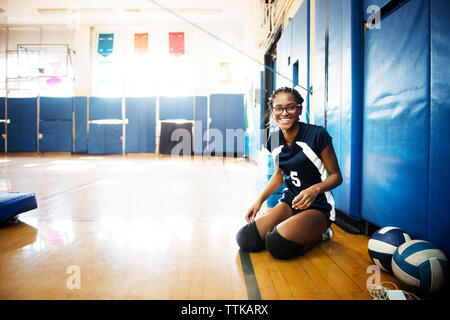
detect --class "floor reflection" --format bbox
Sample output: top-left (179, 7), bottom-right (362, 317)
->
top-left (0, 219), bottom-right (38, 251)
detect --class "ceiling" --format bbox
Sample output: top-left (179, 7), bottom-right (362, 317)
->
top-left (0, 0), bottom-right (253, 26)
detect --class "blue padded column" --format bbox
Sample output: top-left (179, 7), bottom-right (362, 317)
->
top-left (313, 0), bottom-right (327, 127)
top-left (74, 97), bottom-right (88, 153)
top-left (337, 1), bottom-right (352, 217)
top-left (428, 0), bottom-right (450, 257)
top-left (326, 0), bottom-right (346, 218)
top-left (326, 0), bottom-right (342, 181)
top-left (276, 22), bottom-right (292, 88)
top-left (193, 96), bottom-right (207, 155)
top-left (313, 0), bottom-right (363, 221)
top-left (331, 0), bottom-right (364, 221)
top-left (0, 97), bottom-right (4, 152)
top-left (88, 97), bottom-right (122, 154)
top-left (291, 0), bottom-right (310, 123)
top-left (348, 0), bottom-right (364, 221)
top-left (39, 97), bottom-right (73, 152)
top-left (362, 0), bottom-right (430, 239)
top-left (7, 98), bottom-right (37, 152)
top-left (125, 97), bottom-right (156, 153)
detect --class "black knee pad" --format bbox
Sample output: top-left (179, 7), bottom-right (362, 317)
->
top-left (236, 221), bottom-right (265, 252)
top-left (265, 228), bottom-right (305, 259)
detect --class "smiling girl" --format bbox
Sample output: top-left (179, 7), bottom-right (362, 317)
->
top-left (236, 87), bottom-right (343, 259)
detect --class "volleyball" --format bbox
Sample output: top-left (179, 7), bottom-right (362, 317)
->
top-left (368, 226), bottom-right (411, 273)
top-left (392, 240), bottom-right (448, 295)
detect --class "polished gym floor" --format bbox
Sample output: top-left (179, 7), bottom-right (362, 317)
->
top-left (0, 153), bottom-right (435, 300)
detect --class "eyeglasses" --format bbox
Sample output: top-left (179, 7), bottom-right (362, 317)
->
top-left (272, 104), bottom-right (300, 115)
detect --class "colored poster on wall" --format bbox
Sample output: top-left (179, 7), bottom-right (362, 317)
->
top-left (169, 32), bottom-right (185, 57)
top-left (98, 33), bottom-right (114, 57)
top-left (134, 33), bottom-right (149, 54)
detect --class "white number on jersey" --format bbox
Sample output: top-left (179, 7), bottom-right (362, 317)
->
top-left (290, 171), bottom-right (301, 187)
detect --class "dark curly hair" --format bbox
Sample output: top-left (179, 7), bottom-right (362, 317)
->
top-left (268, 86), bottom-right (304, 109)
top-left (264, 87), bottom-right (304, 126)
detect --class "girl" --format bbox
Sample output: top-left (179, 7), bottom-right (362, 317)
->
top-left (236, 87), bottom-right (342, 259)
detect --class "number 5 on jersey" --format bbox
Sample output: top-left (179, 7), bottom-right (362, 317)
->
top-left (290, 171), bottom-right (301, 187)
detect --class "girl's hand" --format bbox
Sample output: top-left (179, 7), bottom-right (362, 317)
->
top-left (245, 201), bottom-right (262, 223)
top-left (292, 186), bottom-right (320, 210)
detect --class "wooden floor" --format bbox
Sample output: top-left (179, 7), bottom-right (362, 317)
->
top-left (0, 153), bottom-right (442, 300)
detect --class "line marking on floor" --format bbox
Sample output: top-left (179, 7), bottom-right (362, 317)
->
top-left (239, 250), bottom-right (262, 300)
top-left (37, 177), bottom-right (104, 202)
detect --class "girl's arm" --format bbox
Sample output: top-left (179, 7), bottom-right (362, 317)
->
top-left (245, 164), bottom-right (284, 222)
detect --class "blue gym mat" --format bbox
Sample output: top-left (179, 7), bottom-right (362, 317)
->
top-left (0, 192), bottom-right (37, 222)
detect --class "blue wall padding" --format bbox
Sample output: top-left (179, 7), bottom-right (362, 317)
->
top-left (88, 124), bottom-right (122, 154)
top-left (159, 96), bottom-right (194, 120)
top-left (313, 0), bottom-right (363, 221)
top-left (348, 0), bottom-right (364, 221)
top-left (290, 0), bottom-right (310, 123)
top-left (39, 97), bottom-right (72, 152)
top-left (39, 121), bottom-right (72, 152)
top-left (7, 98), bottom-right (37, 152)
top-left (362, 0), bottom-right (430, 239)
top-left (39, 97), bottom-right (73, 120)
top-left (193, 96), bottom-right (207, 155)
top-left (427, 0), bottom-right (450, 257)
top-left (326, 0), bottom-right (342, 193)
top-left (0, 98), bottom-right (4, 152)
top-left (314, 0), bottom-right (327, 127)
top-left (88, 97), bottom-right (122, 154)
top-left (125, 97), bottom-right (156, 153)
top-left (0, 192), bottom-right (37, 222)
top-left (276, 21), bottom-right (292, 88)
top-left (209, 94), bottom-right (245, 156)
top-left (89, 97), bottom-right (122, 120)
top-left (74, 97), bottom-right (87, 153)
top-left (283, 0), bottom-right (362, 219)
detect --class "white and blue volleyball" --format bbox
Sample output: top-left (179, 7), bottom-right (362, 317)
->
top-left (368, 226), bottom-right (411, 273)
top-left (392, 240), bottom-right (448, 295)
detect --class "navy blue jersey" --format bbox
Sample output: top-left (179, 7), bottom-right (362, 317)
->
top-left (266, 122), bottom-right (336, 221)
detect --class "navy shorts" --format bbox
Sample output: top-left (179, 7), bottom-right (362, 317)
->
top-left (279, 190), bottom-right (333, 227)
